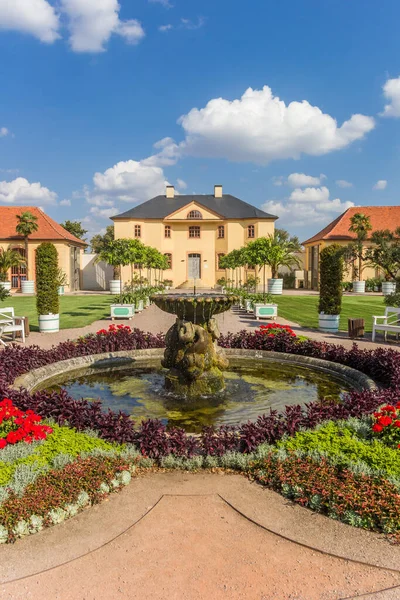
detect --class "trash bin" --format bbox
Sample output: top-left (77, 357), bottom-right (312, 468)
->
top-left (348, 318), bottom-right (365, 339)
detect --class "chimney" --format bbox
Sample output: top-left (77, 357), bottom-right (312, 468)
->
top-left (166, 185), bottom-right (175, 199)
top-left (214, 184), bottom-right (223, 198)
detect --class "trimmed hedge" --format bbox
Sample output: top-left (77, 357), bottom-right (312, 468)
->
top-left (318, 244), bottom-right (344, 316)
top-left (36, 242), bottom-right (59, 316)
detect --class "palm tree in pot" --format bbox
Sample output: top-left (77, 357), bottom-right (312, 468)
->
top-left (348, 213), bottom-right (372, 293)
top-left (16, 211), bottom-right (38, 293)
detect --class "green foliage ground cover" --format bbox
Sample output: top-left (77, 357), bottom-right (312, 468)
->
top-left (278, 419), bottom-right (400, 479)
top-left (0, 425), bottom-right (118, 486)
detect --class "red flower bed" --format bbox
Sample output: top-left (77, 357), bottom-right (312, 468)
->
top-left (250, 453), bottom-right (400, 533)
top-left (0, 398), bottom-right (52, 449)
top-left (258, 323), bottom-right (296, 337)
top-left (96, 324), bottom-right (132, 336)
top-left (372, 403), bottom-right (400, 447)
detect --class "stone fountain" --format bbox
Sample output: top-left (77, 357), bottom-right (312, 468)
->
top-left (150, 294), bottom-right (238, 397)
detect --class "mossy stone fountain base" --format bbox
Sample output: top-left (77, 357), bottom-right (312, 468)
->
top-left (151, 294), bottom-right (237, 397)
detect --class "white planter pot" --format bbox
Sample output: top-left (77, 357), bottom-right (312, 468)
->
top-left (0, 281), bottom-right (11, 291)
top-left (58, 286), bottom-right (65, 296)
top-left (135, 299), bottom-right (144, 313)
top-left (110, 304), bottom-right (135, 319)
top-left (318, 313), bottom-right (340, 333)
top-left (254, 303), bottom-right (278, 320)
top-left (382, 281), bottom-right (396, 295)
top-left (144, 297), bottom-right (150, 308)
top-left (267, 278), bottom-right (283, 295)
top-left (109, 280), bottom-right (121, 294)
top-left (353, 281), bottom-right (365, 294)
top-left (245, 299), bottom-right (253, 313)
top-left (21, 280), bottom-right (35, 294)
top-left (39, 313), bottom-right (59, 333)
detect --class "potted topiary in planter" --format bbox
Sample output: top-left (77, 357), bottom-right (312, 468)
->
top-left (251, 293), bottom-right (277, 320)
top-left (0, 247), bottom-right (25, 291)
top-left (318, 244), bottom-right (343, 333)
top-left (163, 279), bottom-right (173, 291)
top-left (111, 291), bottom-right (135, 319)
top-left (36, 242), bottom-right (60, 333)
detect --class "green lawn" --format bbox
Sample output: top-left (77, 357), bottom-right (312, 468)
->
top-left (276, 295), bottom-right (386, 332)
top-left (0, 295), bottom-right (114, 332)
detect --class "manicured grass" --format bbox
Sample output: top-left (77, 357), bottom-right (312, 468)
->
top-left (0, 295), bottom-right (114, 331)
top-left (275, 295), bottom-right (386, 332)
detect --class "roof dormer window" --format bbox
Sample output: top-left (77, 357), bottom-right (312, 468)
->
top-left (187, 210), bottom-right (203, 220)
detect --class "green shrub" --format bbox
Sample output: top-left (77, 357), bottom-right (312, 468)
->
top-left (278, 420), bottom-right (400, 478)
top-left (318, 244), bottom-right (343, 315)
top-left (36, 242), bottom-right (59, 315)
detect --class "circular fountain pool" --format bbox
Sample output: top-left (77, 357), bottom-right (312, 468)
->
top-left (37, 357), bottom-right (355, 433)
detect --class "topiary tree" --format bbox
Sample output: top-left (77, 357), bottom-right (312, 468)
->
top-left (348, 212), bottom-right (372, 282)
top-left (318, 244), bottom-right (344, 315)
top-left (36, 242), bottom-right (59, 316)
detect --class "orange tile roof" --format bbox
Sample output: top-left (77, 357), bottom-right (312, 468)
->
top-left (0, 206), bottom-right (86, 246)
top-left (303, 206), bottom-right (400, 245)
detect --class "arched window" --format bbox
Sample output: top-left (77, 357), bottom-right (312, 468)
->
top-left (187, 210), bottom-right (203, 219)
top-left (164, 253), bottom-right (172, 269)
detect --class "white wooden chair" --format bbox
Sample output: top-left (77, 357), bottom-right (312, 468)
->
top-left (0, 307), bottom-right (26, 346)
top-left (372, 307), bottom-right (400, 342)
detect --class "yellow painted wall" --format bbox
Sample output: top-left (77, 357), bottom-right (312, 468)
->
top-left (304, 239), bottom-right (378, 283)
top-left (114, 210), bottom-right (276, 288)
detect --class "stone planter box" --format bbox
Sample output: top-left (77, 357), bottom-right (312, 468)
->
top-left (110, 304), bottom-right (135, 319)
top-left (382, 281), bottom-right (396, 295)
top-left (109, 280), bottom-right (121, 295)
top-left (254, 303), bottom-right (278, 320)
top-left (267, 278), bottom-right (283, 295)
top-left (245, 299), bottom-right (253, 313)
top-left (353, 281), bottom-right (365, 294)
top-left (318, 313), bottom-right (340, 333)
top-left (21, 280), bottom-right (35, 294)
top-left (39, 313), bottom-right (60, 333)
top-left (0, 281), bottom-right (11, 291)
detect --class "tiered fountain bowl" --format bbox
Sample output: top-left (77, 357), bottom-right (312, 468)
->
top-left (151, 293), bottom-right (239, 397)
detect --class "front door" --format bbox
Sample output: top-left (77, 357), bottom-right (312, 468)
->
top-left (188, 253), bottom-right (201, 279)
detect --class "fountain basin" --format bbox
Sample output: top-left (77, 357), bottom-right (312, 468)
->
top-left (151, 293), bottom-right (239, 323)
top-left (18, 350), bottom-right (376, 434)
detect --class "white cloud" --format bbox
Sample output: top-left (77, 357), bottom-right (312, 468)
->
top-left (158, 24), bottom-right (173, 32)
top-left (90, 159), bottom-right (169, 205)
top-left (178, 86), bottom-right (375, 165)
top-left (262, 197), bottom-right (354, 228)
top-left (149, 0), bottom-right (173, 7)
top-left (287, 173), bottom-right (325, 187)
top-left (143, 138), bottom-right (181, 167)
top-left (90, 206), bottom-right (117, 219)
top-left (176, 178), bottom-right (187, 190)
top-left (381, 77), bottom-right (400, 118)
top-left (0, 177), bottom-right (57, 205)
top-left (115, 19), bottom-right (145, 45)
top-left (0, 127), bottom-right (9, 138)
top-left (373, 179), bottom-right (387, 190)
top-left (272, 176), bottom-right (284, 187)
top-left (180, 17), bottom-right (205, 30)
top-left (60, 0), bottom-right (144, 52)
top-left (60, 199), bottom-right (71, 206)
top-left (336, 179), bottom-right (353, 188)
top-left (289, 186), bottom-right (330, 203)
top-left (0, 0), bottom-right (60, 43)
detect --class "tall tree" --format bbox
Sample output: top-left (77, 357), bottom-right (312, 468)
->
top-left (90, 225), bottom-right (114, 254)
top-left (348, 213), bottom-right (372, 282)
top-left (16, 211), bottom-right (39, 280)
top-left (60, 220), bottom-right (88, 241)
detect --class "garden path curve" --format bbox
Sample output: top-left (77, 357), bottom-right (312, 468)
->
top-left (1, 472), bottom-right (400, 600)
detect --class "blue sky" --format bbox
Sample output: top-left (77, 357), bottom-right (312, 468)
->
top-left (0, 0), bottom-right (400, 242)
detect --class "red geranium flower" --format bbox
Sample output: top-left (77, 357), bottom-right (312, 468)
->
top-left (372, 423), bottom-right (383, 433)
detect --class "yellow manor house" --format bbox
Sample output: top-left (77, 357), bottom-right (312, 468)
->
top-left (112, 185), bottom-right (277, 289)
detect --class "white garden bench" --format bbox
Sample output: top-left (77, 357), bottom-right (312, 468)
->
top-left (0, 308), bottom-right (26, 347)
top-left (372, 307), bottom-right (400, 342)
